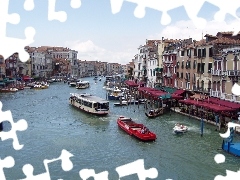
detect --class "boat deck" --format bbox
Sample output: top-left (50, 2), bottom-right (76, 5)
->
top-left (70, 93), bottom-right (108, 103)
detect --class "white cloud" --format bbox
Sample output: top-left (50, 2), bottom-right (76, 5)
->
top-left (65, 40), bottom-right (135, 65)
top-left (150, 19), bottom-right (240, 41)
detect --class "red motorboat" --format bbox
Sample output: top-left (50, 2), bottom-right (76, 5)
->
top-left (117, 116), bottom-right (157, 141)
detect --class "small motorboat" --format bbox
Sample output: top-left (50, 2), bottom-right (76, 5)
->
top-left (173, 123), bottom-right (188, 134)
top-left (117, 116), bottom-right (157, 141)
top-left (113, 100), bottom-right (128, 106)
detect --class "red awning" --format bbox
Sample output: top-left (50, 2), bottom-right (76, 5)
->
top-left (179, 99), bottom-right (235, 112)
top-left (125, 80), bottom-right (139, 87)
top-left (204, 97), bottom-right (240, 110)
top-left (22, 75), bottom-right (33, 81)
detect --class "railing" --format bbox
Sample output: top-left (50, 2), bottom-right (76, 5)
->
top-left (163, 59), bottom-right (172, 63)
top-left (228, 70), bottom-right (240, 76)
top-left (211, 69), bottom-right (228, 76)
top-left (210, 90), bottom-right (221, 98)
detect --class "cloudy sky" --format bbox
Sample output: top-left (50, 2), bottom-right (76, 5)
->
top-left (8, 0), bottom-right (240, 65)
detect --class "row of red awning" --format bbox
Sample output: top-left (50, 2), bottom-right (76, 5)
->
top-left (203, 97), bottom-right (240, 110)
top-left (179, 98), bottom-right (238, 112)
top-left (124, 80), bottom-right (140, 87)
top-left (138, 87), bottom-right (183, 99)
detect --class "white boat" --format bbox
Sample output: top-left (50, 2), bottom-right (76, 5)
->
top-left (69, 82), bottom-right (77, 87)
top-left (113, 100), bottom-right (128, 106)
top-left (76, 81), bottom-right (90, 89)
top-left (173, 123), bottom-right (188, 134)
top-left (107, 88), bottom-right (123, 100)
top-left (69, 93), bottom-right (109, 115)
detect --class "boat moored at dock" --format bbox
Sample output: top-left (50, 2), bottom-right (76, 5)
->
top-left (69, 93), bottom-right (109, 115)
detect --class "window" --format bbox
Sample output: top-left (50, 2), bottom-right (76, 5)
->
top-left (209, 47), bottom-right (213, 57)
top-left (177, 62), bottom-right (180, 68)
top-left (208, 62), bottom-right (212, 73)
top-left (198, 49), bottom-right (202, 58)
top-left (202, 48), bottom-right (206, 57)
top-left (197, 63), bottom-right (201, 72)
top-left (201, 63), bottom-right (205, 73)
top-left (194, 49), bottom-right (197, 56)
top-left (181, 51), bottom-right (185, 56)
top-left (181, 61), bottom-right (184, 69)
top-left (193, 60), bottom-right (196, 69)
top-left (187, 49), bottom-right (191, 57)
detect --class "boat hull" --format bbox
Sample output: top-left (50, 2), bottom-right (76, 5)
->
top-left (108, 95), bottom-right (120, 100)
top-left (117, 116), bottom-right (156, 141)
top-left (222, 140), bottom-right (240, 157)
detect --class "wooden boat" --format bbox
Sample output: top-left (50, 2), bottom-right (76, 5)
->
top-left (145, 108), bottom-right (163, 118)
top-left (173, 123), bottom-right (188, 134)
top-left (69, 93), bottom-right (109, 115)
top-left (0, 87), bottom-right (18, 93)
top-left (117, 116), bottom-right (157, 141)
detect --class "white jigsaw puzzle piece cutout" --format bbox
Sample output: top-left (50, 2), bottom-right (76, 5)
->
top-left (110, 0), bottom-right (240, 32)
top-left (115, 159), bottom-right (158, 180)
top-left (48, 0), bottom-right (81, 22)
top-left (79, 169), bottom-right (109, 180)
top-left (0, 156), bottom-right (15, 180)
top-left (232, 83), bottom-right (240, 96)
top-left (24, 0), bottom-right (35, 11)
top-left (207, 0), bottom-right (240, 35)
top-left (20, 149), bottom-right (74, 180)
top-left (0, 0), bottom-right (35, 62)
top-left (0, 101), bottom-right (28, 150)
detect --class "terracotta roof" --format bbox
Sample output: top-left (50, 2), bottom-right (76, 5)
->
top-left (210, 37), bottom-right (240, 45)
top-left (204, 34), bottom-right (217, 38)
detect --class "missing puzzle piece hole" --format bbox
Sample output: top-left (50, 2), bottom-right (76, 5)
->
top-left (0, 120), bottom-right (12, 132)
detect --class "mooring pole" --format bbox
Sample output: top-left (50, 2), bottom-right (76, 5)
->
top-left (201, 111), bottom-right (204, 137)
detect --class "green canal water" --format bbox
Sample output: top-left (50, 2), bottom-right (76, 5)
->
top-left (1, 77), bottom-right (240, 180)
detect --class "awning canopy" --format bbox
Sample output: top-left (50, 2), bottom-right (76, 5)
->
top-left (179, 99), bottom-right (235, 112)
top-left (124, 80), bottom-right (139, 87)
top-left (203, 97), bottom-right (240, 110)
top-left (23, 75), bottom-right (33, 81)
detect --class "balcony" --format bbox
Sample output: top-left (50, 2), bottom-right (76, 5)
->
top-left (228, 70), bottom-right (240, 76)
top-left (210, 90), bottom-right (221, 98)
top-left (163, 59), bottom-right (172, 63)
top-left (211, 69), bottom-right (228, 76)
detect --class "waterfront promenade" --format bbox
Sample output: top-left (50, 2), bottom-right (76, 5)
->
top-left (171, 107), bottom-right (240, 133)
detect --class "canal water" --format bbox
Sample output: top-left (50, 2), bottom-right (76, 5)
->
top-left (1, 77), bottom-right (240, 180)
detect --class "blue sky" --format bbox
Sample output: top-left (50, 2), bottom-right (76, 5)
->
top-left (7, 0), bottom-right (240, 65)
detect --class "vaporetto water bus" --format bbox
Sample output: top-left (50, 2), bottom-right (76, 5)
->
top-left (69, 93), bottom-right (110, 115)
top-left (76, 81), bottom-right (90, 89)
